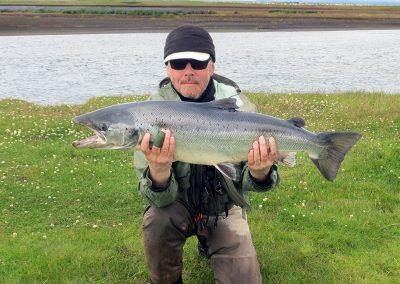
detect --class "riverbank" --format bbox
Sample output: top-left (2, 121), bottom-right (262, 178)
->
top-left (1, 3), bottom-right (400, 35)
top-left (0, 92), bottom-right (399, 282)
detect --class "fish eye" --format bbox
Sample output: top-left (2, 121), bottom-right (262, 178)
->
top-left (100, 124), bottom-right (108, 131)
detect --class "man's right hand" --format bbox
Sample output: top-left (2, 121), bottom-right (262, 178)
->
top-left (140, 129), bottom-right (175, 188)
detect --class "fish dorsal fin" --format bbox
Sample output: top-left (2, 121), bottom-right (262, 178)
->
top-left (287, 117), bottom-right (305, 128)
top-left (206, 98), bottom-right (239, 112)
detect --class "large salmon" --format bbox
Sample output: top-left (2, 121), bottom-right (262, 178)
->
top-left (72, 98), bottom-right (361, 181)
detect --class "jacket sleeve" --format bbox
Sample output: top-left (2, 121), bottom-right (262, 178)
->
top-left (134, 150), bottom-right (179, 208)
top-left (133, 90), bottom-right (181, 208)
top-left (241, 162), bottom-right (280, 192)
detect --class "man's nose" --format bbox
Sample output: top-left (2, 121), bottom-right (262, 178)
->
top-left (183, 63), bottom-right (195, 73)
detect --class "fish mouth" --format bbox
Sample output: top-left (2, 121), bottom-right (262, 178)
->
top-left (72, 129), bottom-right (107, 148)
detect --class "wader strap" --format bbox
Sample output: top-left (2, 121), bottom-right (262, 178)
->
top-left (220, 175), bottom-right (250, 210)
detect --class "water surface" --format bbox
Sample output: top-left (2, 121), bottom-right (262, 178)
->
top-left (0, 30), bottom-right (399, 105)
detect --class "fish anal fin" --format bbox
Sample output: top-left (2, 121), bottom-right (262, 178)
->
top-left (215, 163), bottom-right (241, 181)
top-left (277, 152), bottom-right (296, 167)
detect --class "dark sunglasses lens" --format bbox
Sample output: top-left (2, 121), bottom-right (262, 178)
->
top-left (190, 60), bottom-right (209, 70)
top-left (169, 60), bottom-right (188, 70)
top-left (169, 59), bottom-right (209, 70)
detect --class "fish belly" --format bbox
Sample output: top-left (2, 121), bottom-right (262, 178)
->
top-left (143, 105), bottom-right (325, 164)
top-left (172, 130), bottom-right (256, 165)
top-left (170, 127), bottom-right (323, 165)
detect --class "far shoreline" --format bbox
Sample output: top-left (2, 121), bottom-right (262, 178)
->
top-left (1, 15), bottom-right (400, 36)
top-left (1, 2), bottom-right (400, 36)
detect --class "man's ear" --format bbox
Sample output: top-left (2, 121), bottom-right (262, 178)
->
top-left (166, 64), bottom-right (172, 78)
top-left (209, 61), bottom-right (215, 76)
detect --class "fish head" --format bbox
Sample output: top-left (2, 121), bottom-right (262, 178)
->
top-left (72, 106), bottom-right (141, 150)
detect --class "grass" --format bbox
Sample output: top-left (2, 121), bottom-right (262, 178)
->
top-left (0, 8), bottom-right (217, 16)
top-left (268, 9), bottom-right (319, 14)
top-left (0, 92), bottom-right (399, 282)
top-left (0, 1), bottom-right (399, 20)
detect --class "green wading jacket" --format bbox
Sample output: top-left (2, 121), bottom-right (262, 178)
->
top-left (134, 74), bottom-right (280, 214)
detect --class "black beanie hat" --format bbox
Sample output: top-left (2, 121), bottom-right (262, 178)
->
top-left (164, 25), bottom-right (216, 62)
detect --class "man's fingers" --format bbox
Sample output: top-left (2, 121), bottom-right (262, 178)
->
top-left (168, 136), bottom-right (175, 160)
top-left (259, 136), bottom-right (268, 160)
top-left (253, 140), bottom-right (261, 165)
top-left (151, 143), bottom-right (161, 155)
top-left (248, 149), bottom-right (254, 166)
top-left (268, 137), bottom-right (277, 160)
top-left (140, 133), bottom-right (152, 155)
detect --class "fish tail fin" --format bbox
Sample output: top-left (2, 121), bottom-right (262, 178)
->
top-left (310, 132), bottom-right (362, 181)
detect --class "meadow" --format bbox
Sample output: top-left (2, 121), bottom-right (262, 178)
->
top-left (0, 8), bottom-right (217, 17)
top-left (0, 92), bottom-right (399, 282)
top-left (1, 0), bottom-right (399, 19)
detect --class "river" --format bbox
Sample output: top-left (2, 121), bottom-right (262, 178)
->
top-left (0, 29), bottom-right (399, 105)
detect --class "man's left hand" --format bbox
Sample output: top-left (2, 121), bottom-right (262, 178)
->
top-left (247, 136), bottom-right (277, 182)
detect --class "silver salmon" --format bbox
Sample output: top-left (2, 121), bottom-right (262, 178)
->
top-left (72, 98), bottom-right (361, 181)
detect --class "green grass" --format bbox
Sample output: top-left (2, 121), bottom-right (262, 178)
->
top-left (268, 9), bottom-right (319, 14)
top-left (0, 92), bottom-right (399, 282)
top-left (1, 1), bottom-right (399, 21)
top-left (0, 0), bottom-right (238, 6)
top-left (0, 8), bottom-right (217, 16)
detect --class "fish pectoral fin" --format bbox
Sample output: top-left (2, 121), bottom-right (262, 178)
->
top-left (287, 117), bottom-right (306, 128)
top-left (277, 152), bottom-right (297, 167)
top-left (215, 163), bottom-right (241, 182)
top-left (149, 131), bottom-right (165, 149)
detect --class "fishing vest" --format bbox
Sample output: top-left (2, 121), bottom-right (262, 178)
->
top-left (151, 74), bottom-right (255, 213)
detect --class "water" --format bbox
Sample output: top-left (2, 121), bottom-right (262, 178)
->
top-left (0, 30), bottom-right (399, 105)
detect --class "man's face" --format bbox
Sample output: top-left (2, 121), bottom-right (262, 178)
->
top-left (167, 59), bottom-right (215, 99)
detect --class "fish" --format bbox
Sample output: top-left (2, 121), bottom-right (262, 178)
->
top-left (72, 98), bottom-right (361, 181)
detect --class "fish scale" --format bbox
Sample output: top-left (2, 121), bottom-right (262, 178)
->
top-left (130, 101), bottom-right (324, 165)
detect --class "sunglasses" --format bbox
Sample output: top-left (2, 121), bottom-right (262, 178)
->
top-left (168, 59), bottom-right (210, 70)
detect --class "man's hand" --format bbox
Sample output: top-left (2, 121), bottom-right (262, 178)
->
top-left (247, 136), bottom-right (277, 183)
top-left (140, 129), bottom-right (175, 188)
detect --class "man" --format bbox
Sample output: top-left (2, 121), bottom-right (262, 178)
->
top-left (134, 25), bottom-right (280, 284)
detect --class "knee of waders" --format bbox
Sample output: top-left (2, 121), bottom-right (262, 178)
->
top-left (142, 202), bottom-right (192, 237)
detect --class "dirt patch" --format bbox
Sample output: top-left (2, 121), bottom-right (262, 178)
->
top-left (1, 12), bottom-right (400, 35)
